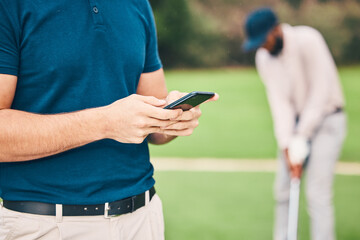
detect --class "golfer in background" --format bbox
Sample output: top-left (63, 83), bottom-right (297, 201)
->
top-left (242, 8), bottom-right (346, 240)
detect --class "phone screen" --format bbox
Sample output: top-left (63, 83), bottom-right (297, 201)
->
top-left (164, 91), bottom-right (214, 111)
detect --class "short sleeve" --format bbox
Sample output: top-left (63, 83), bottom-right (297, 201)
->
top-left (142, 1), bottom-right (162, 73)
top-left (0, 1), bottom-right (20, 76)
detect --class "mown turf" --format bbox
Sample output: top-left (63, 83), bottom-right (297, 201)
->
top-left (149, 66), bottom-right (360, 161)
top-left (154, 171), bottom-right (360, 240)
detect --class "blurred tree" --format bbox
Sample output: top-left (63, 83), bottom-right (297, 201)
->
top-left (150, 0), bottom-right (360, 67)
top-left (342, 14), bottom-right (360, 62)
top-left (150, 0), bottom-right (227, 68)
top-left (286, 0), bottom-right (302, 9)
top-left (150, 0), bottom-right (193, 67)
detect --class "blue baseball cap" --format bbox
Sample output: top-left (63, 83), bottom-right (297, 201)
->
top-left (242, 8), bottom-right (278, 52)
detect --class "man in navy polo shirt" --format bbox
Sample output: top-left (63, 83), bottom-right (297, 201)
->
top-left (0, 1), bottom-right (217, 239)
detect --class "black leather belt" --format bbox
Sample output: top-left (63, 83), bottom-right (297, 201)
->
top-left (296, 107), bottom-right (344, 122)
top-left (3, 187), bottom-right (155, 217)
top-left (333, 107), bottom-right (343, 114)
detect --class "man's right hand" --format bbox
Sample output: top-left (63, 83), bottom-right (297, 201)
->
top-left (284, 148), bottom-right (303, 179)
top-left (101, 94), bottom-right (183, 144)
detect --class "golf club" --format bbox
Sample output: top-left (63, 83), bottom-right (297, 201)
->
top-left (287, 176), bottom-right (301, 240)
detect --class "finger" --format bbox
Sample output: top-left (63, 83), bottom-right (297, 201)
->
top-left (143, 104), bottom-right (183, 120)
top-left (138, 95), bottom-right (166, 107)
top-left (204, 93), bottom-right (220, 104)
top-left (162, 119), bottom-right (199, 130)
top-left (159, 128), bottom-right (195, 137)
top-left (166, 90), bottom-right (184, 99)
top-left (142, 125), bottom-right (193, 137)
top-left (173, 107), bottom-right (201, 121)
top-left (145, 118), bottom-right (178, 128)
top-left (144, 123), bottom-right (197, 136)
top-left (165, 91), bottom-right (188, 105)
top-left (143, 126), bottom-right (165, 136)
top-left (131, 115), bottom-right (178, 129)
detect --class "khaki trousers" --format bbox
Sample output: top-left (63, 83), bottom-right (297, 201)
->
top-left (274, 112), bottom-right (347, 240)
top-left (0, 194), bottom-right (164, 240)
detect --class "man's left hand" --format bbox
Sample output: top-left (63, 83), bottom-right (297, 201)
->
top-left (284, 148), bottom-right (303, 179)
top-left (161, 90), bottom-right (218, 136)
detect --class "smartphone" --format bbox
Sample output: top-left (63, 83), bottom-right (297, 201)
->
top-left (164, 91), bottom-right (215, 111)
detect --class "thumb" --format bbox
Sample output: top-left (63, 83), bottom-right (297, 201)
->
top-left (204, 93), bottom-right (220, 104)
top-left (140, 96), bottom-right (166, 107)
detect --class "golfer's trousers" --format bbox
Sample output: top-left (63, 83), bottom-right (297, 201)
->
top-left (274, 111), bottom-right (346, 240)
top-left (0, 194), bottom-right (164, 240)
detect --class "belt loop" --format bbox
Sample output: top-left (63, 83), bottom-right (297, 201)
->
top-left (131, 197), bottom-right (135, 212)
top-left (145, 190), bottom-right (150, 206)
top-left (104, 202), bottom-right (110, 219)
top-left (55, 204), bottom-right (63, 223)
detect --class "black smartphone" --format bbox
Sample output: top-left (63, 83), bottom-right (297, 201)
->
top-left (164, 91), bottom-right (215, 111)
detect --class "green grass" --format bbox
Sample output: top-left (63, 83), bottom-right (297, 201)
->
top-left (149, 66), bottom-right (360, 161)
top-left (338, 67), bottom-right (360, 161)
top-left (155, 171), bottom-right (360, 240)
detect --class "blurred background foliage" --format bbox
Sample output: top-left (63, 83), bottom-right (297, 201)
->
top-left (150, 0), bottom-right (360, 68)
top-left (148, 2), bottom-right (360, 238)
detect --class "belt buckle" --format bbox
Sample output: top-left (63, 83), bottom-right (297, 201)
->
top-left (104, 195), bottom-right (136, 219)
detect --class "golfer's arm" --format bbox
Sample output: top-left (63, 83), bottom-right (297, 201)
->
top-left (137, 68), bottom-right (176, 145)
top-left (257, 65), bottom-right (295, 149)
top-left (0, 74), bottom-right (107, 162)
top-left (295, 32), bottom-right (332, 138)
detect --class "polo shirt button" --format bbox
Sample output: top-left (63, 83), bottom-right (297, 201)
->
top-left (93, 6), bottom-right (99, 14)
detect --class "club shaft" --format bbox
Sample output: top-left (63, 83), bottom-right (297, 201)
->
top-left (287, 178), bottom-right (301, 240)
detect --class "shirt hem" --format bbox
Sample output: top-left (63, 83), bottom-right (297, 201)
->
top-left (1, 182), bottom-right (156, 205)
top-left (0, 66), bottom-right (18, 76)
top-left (143, 63), bottom-right (162, 73)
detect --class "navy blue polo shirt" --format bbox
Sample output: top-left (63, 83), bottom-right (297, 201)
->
top-left (0, 0), bottom-right (162, 204)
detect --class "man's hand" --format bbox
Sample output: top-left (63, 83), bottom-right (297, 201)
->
top-left (160, 90), bottom-right (219, 136)
top-left (283, 135), bottom-right (309, 178)
top-left (288, 135), bottom-right (310, 165)
top-left (101, 94), bottom-right (182, 143)
top-left (284, 148), bottom-right (303, 179)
